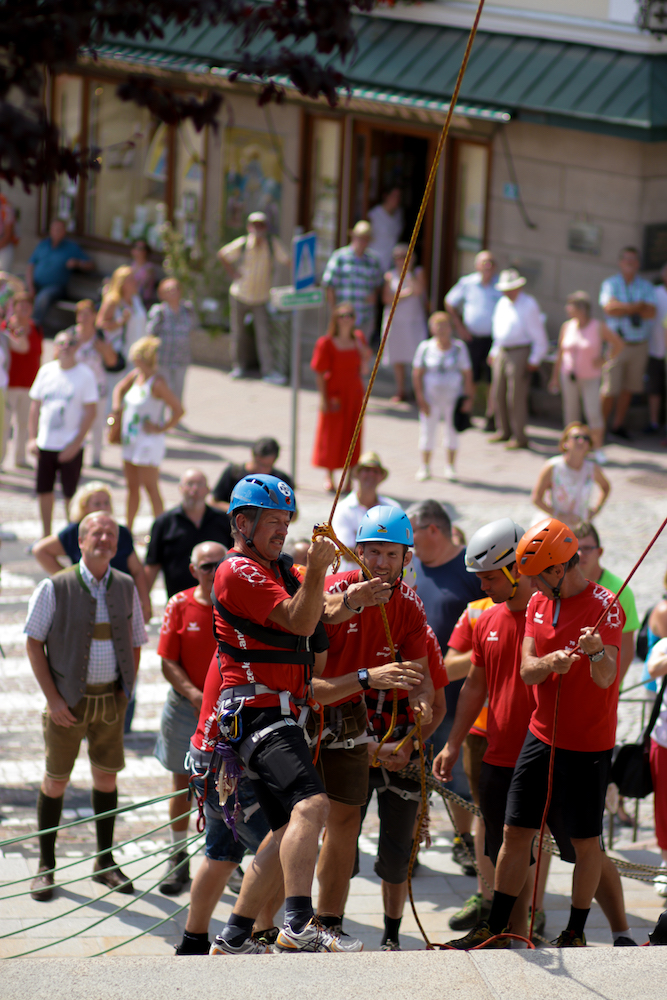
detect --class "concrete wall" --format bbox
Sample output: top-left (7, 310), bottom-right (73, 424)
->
top-left (486, 120), bottom-right (667, 338)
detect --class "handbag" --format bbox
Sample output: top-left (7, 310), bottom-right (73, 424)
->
top-left (453, 396), bottom-right (472, 433)
top-left (611, 674), bottom-right (667, 799)
top-left (106, 409), bottom-right (122, 445)
top-left (102, 319), bottom-right (127, 373)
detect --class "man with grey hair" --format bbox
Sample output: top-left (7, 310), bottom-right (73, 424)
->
top-left (407, 500), bottom-right (484, 869)
top-left (322, 221), bottom-right (384, 338)
top-left (24, 511), bottom-right (147, 901)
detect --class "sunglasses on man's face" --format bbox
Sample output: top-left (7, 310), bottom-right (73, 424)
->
top-left (197, 561), bottom-right (220, 574)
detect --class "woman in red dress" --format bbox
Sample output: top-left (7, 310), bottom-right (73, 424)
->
top-left (311, 302), bottom-right (371, 492)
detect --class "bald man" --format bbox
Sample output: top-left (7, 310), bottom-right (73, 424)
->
top-left (145, 468), bottom-right (232, 598)
top-left (155, 541), bottom-right (228, 894)
top-left (25, 512), bottom-right (147, 901)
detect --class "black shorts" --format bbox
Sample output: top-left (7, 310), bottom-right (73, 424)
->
top-left (357, 761), bottom-right (422, 885)
top-left (467, 335), bottom-right (493, 384)
top-left (647, 355), bottom-right (666, 398)
top-left (478, 759), bottom-right (575, 865)
top-left (36, 448), bottom-right (84, 498)
top-left (241, 708), bottom-right (325, 832)
top-left (505, 732), bottom-right (611, 843)
top-left (311, 699), bottom-right (370, 807)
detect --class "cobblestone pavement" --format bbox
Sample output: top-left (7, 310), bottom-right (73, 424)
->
top-left (1, 360), bottom-right (667, 956)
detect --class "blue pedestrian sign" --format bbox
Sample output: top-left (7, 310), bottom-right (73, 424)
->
top-left (293, 232), bottom-right (317, 290)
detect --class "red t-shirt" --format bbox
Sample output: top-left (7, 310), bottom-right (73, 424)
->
top-left (525, 582), bottom-right (624, 752)
top-left (4, 322), bottom-right (43, 388)
top-left (471, 602), bottom-right (535, 768)
top-left (156, 587), bottom-right (216, 692)
top-left (448, 597), bottom-right (494, 737)
top-left (324, 571), bottom-right (429, 708)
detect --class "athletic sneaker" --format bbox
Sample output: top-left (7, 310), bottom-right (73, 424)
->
top-left (529, 907), bottom-right (546, 938)
top-left (252, 926), bottom-right (280, 947)
top-left (380, 939), bottom-right (401, 951)
top-left (416, 465), bottom-right (431, 482)
top-left (444, 464), bottom-right (457, 481)
top-left (449, 893), bottom-right (492, 931)
top-left (452, 833), bottom-right (476, 876)
top-left (613, 935), bottom-right (637, 946)
top-left (653, 863), bottom-right (667, 897)
top-left (209, 935), bottom-right (270, 955)
top-left (274, 917), bottom-right (363, 953)
top-left (446, 920), bottom-right (510, 951)
top-left (552, 929), bottom-right (586, 948)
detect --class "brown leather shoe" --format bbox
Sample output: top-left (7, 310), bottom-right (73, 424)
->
top-left (92, 858), bottom-right (134, 894)
top-left (505, 440), bottom-right (529, 450)
top-left (488, 433), bottom-right (510, 443)
top-left (30, 865), bottom-right (55, 902)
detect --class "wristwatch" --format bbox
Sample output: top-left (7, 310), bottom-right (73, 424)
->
top-left (343, 592), bottom-right (363, 614)
top-left (358, 668), bottom-right (371, 690)
top-left (588, 648), bottom-right (605, 662)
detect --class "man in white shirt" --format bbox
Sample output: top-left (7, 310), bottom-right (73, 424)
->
top-left (368, 189), bottom-right (403, 274)
top-left (489, 269), bottom-right (548, 450)
top-left (28, 329), bottom-right (98, 536)
top-left (331, 451), bottom-right (401, 570)
top-left (217, 212), bottom-right (290, 385)
top-left (445, 251), bottom-right (501, 431)
top-left (647, 263), bottom-right (667, 434)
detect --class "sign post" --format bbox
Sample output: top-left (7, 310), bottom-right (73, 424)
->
top-left (270, 232), bottom-right (322, 486)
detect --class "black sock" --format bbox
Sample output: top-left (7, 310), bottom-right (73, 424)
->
top-left (37, 791), bottom-right (63, 870)
top-left (318, 914), bottom-right (343, 930)
top-left (284, 895), bottom-right (314, 932)
top-left (382, 915), bottom-right (402, 946)
top-left (177, 931), bottom-right (210, 955)
top-left (221, 913), bottom-right (255, 947)
top-left (92, 788), bottom-right (117, 867)
top-left (488, 891), bottom-right (518, 934)
top-left (566, 905), bottom-right (590, 938)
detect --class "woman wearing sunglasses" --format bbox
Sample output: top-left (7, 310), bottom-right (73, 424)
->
top-left (310, 301), bottom-right (371, 492)
top-left (531, 421), bottom-right (611, 529)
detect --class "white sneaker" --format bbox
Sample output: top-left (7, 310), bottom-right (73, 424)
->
top-left (654, 864), bottom-right (667, 898)
top-left (274, 917), bottom-right (363, 953)
top-left (416, 465), bottom-right (431, 482)
top-left (593, 449), bottom-right (608, 465)
top-left (444, 464), bottom-right (457, 481)
top-left (210, 934), bottom-right (269, 955)
top-left (263, 371), bottom-right (287, 386)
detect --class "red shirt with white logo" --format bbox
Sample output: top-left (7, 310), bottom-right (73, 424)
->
top-left (471, 602), bottom-right (534, 768)
top-left (449, 597), bottom-right (494, 737)
top-left (156, 587), bottom-right (216, 692)
top-left (525, 581), bottom-right (624, 752)
top-left (324, 571), bottom-right (430, 709)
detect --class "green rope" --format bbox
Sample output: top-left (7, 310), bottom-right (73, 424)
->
top-left (0, 808), bottom-right (197, 899)
top-left (3, 829), bottom-right (206, 958)
top-left (0, 788), bottom-right (191, 849)
top-left (88, 899), bottom-right (191, 957)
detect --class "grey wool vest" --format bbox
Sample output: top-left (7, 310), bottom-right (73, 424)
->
top-left (46, 565), bottom-right (136, 708)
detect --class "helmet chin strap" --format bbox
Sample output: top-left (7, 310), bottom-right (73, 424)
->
top-left (538, 571), bottom-right (562, 601)
top-left (501, 565), bottom-right (519, 598)
top-left (235, 508), bottom-right (263, 551)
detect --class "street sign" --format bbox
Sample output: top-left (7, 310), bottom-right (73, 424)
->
top-left (270, 285), bottom-right (324, 311)
top-left (293, 232), bottom-right (317, 290)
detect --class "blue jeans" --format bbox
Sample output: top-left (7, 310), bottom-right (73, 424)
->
top-left (33, 284), bottom-right (66, 326)
top-left (193, 770), bottom-right (270, 863)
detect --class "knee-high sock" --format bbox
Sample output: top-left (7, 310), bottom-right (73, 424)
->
top-left (37, 790), bottom-right (63, 870)
top-left (92, 788), bottom-right (117, 866)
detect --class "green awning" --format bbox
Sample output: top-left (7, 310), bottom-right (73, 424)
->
top-left (91, 12), bottom-right (667, 140)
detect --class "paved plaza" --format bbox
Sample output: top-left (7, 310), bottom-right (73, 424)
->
top-left (1, 358), bottom-right (667, 962)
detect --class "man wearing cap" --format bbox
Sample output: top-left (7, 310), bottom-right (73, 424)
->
top-left (322, 222), bottom-right (384, 339)
top-left (217, 213), bottom-right (290, 384)
top-left (445, 251), bottom-right (501, 431)
top-left (331, 451), bottom-right (401, 570)
top-left (489, 269), bottom-right (548, 450)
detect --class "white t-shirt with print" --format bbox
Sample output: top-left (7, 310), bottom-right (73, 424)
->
top-left (413, 337), bottom-right (471, 393)
top-left (30, 360), bottom-right (99, 451)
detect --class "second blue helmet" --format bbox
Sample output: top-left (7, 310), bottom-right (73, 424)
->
top-left (229, 474), bottom-right (295, 515)
top-left (356, 505), bottom-right (413, 546)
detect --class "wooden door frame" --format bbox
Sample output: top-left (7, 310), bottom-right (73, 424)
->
top-left (442, 135), bottom-right (492, 293)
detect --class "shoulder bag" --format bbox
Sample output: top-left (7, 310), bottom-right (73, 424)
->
top-left (611, 674), bottom-right (667, 799)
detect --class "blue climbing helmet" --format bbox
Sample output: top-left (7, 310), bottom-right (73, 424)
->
top-left (356, 505), bottom-right (414, 546)
top-left (229, 474), bottom-right (295, 515)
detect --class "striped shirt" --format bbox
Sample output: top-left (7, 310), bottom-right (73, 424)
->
top-left (322, 245), bottom-right (383, 328)
top-left (24, 561), bottom-right (147, 684)
top-left (146, 301), bottom-right (195, 367)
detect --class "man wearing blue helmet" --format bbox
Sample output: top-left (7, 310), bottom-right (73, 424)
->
top-left (310, 505), bottom-right (446, 950)
top-left (190, 474), bottom-right (387, 955)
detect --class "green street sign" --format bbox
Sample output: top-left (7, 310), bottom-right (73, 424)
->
top-left (271, 286), bottom-right (324, 311)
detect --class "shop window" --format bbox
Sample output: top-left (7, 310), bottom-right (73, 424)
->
top-left (174, 119), bottom-right (205, 246)
top-left (310, 119), bottom-right (342, 277)
top-left (52, 76), bottom-right (83, 231)
top-left (453, 141), bottom-right (489, 279)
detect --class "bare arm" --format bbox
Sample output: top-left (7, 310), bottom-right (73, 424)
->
top-left (58, 402), bottom-right (96, 463)
top-left (127, 551), bottom-right (151, 623)
top-left (600, 322), bottom-right (624, 362)
top-left (25, 263), bottom-right (35, 295)
top-left (146, 375), bottom-right (184, 434)
top-left (433, 665), bottom-right (487, 781)
top-left (619, 631), bottom-right (635, 682)
top-left (27, 398), bottom-right (40, 456)
top-left (312, 658), bottom-right (425, 707)
top-left (444, 646), bottom-right (473, 682)
top-left (162, 657), bottom-right (203, 712)
top-left (521, 634), bottom-right (579, 686)
top-left (32, 535), bottom-right (68, 575)
top-left (445, 301), bottom-right (471, 342)
top-left (144, 563), bottom-right (161, 593)
top-left (217, 248), bottom-right (239, 280)
top-left (322, 577), bottom-right (392, 625)
top-left (315, 371), bottom-right (328, 412)
top-left (412, 366), bottom-right (429, 416)
top-left (26, 636), bottom-right (76, 727)
top-left (97, 299), bottom-right (129, 333)
top-left (381, 276), bottom-right (393, 306)
top-left (531, 462), bottom-right (554, 516)
top-left (111, 369), bottom-right (138, 411)
top-left (590, 465), bottom-right (611, 517)
top-left (94, 335), bottom-right (118, 369)
top-left (267, 536), bottom-right (337, 636)
top-left (407, 656), bottom-right (434, 725)
top-left (133, 646), bottom-right (141, 678)
top-left (548, 325), bottom-right (566, 387)
top-left (649, 601), bottom-right (667, 639)
top-left (648, 651), bottom-right (667, 680)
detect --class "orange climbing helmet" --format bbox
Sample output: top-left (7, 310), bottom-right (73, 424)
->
top-left (516, 518), bottom-right (578, 576)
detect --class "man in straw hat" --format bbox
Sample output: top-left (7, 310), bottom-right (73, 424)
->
top-left (331, 451), bottom-right (401, 571)
top-left (322, 221), bottom-right (383, 339)
top-left (488, 268), bottom-right (548, 450)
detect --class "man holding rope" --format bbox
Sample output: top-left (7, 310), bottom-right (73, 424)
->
top-left (447, 517), bottom-right (625, 949)
top-left (188, 474), bottom-right (388, 955)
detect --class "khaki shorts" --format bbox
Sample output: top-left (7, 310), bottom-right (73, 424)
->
top-left (601, 340), bottom-right (649, 396)
top-left (310, 698), bottom-right (371, 806)
top-left (43, 682), bottom-right (128, 780)
top-left (462, 732), bottom-right (488, 807)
